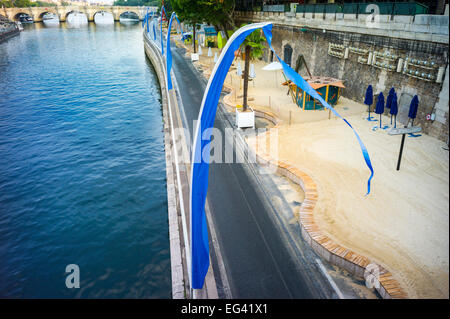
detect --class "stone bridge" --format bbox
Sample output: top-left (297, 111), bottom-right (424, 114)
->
top-left (2, 6), bottom-right (158, 22)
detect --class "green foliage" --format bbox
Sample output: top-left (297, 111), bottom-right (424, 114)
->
top-left (172, 0), bottom-right (236, 33)
top-left (171, 0), bottom-right (206, 25)
top-left (0, 0), bottom-right (32, 7)
top-left (171, 0), bottom-right (207, 53)
top-left (0, 0), bottom-right (56, 7)
top-left (34, 1), bottom-right (56, 6)
top-left (240, 24), bottom-right (266, 111)
top-left (200, 0), bottom-right (235, 28)
top-left (0, 0), bottom-right (13, 8)
top-left (240, 24), bottom-right (266, 61)
top-left (157, 0), bottom-right (173, 20)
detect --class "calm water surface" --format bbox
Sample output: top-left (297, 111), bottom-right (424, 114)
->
top-left (0, 22), bottom-right (170, 298)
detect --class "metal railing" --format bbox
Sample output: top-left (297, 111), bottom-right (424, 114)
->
top-left (262, 4), bottom-right (289, 13)
top-left (295, 2), bottom-right (428, 16)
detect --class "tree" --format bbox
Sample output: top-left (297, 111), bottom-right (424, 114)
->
top-left (201, 0), bottom-right (237, 40)
top-left (34, 1), bottom-right (56, 7)
top-left (1, 0), bottom-right (33, 7)
top-left (0, 0), bottom-right (12, 8)
top-left (171, 0), bottom-right (208, 53)
top-left (241, 26), bottom-right (266, 112)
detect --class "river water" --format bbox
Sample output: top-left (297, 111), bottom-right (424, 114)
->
top-left (0, 22), bottom-right (171, 298)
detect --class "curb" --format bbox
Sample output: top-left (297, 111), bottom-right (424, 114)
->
top-left (145, 33), bottom-right (222, 299)
top-left (143, 34), bottom-right (186, 299)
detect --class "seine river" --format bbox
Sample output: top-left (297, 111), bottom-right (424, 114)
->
top-left (0, 22), bottom-right (171, 298)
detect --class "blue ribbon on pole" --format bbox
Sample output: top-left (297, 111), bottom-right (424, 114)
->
top-left (146, 8), bottom-right (149, 33)
top-left (166, 13), bottom-right (175, 90)
top-left (174, 14), bottom-right (185, 40)
top-left (166, 12), bottom-right (186, 90)
top-left (160, 5), bottom-right (166, 55)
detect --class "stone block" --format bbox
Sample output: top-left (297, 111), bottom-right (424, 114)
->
top-left (343, 13), bottom-right (356, 21)
top-left (393, 15), bottom-right (413, 24)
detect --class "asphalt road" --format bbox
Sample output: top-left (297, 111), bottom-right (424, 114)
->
top-left (169, 42), bottom-right (333, 299)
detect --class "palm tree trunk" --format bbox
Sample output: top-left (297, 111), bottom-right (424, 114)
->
top-left (193, 21), bottom-right (196, 53)
top-left (220, 22), bottom-right (229, 40)
top-left (243, 45), bottom-right (251, 112)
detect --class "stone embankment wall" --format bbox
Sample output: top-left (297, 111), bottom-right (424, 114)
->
top-left (0, 15), bottom-right (19, 43)
top-left (143, 32), bottom-right (187, 299)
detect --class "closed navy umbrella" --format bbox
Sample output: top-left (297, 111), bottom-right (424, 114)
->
top-left (375, 92), bottom-right (385, 128)
top-left (386, 87), bottom-right (395, 124)
top-left (364, 85), bottom-right (373, 120)
top-left (408, 95), bottom-right (419, 126)
top-left (390, 92), bottom-right (398, 128)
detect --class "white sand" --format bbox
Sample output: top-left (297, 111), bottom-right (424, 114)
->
top-left (269, 114), bottom-right (449, 299)
top-left (180, 41), bottom-right (449, 298)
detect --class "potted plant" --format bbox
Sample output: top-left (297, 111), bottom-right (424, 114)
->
top-left (236, 26), bottom-right (266, 129)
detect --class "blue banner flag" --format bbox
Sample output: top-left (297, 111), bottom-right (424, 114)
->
top-left (190, 23), bottom-right (276, 289)
top-left (166, 12), bottom-right (186, 90)
top-left (146, 8), bottom-right (149, 33)
top-left (160, 6), bottom-right (166, 55)
top-left (166, 13), bottom-right (175, 90)
top-left (174, 14), bottom-right (185, 40)
top-left (152, 18), bottom-right (156, 41)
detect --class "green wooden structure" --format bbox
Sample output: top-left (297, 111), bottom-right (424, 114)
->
top-left (283, 76), bottom-right (345, 110)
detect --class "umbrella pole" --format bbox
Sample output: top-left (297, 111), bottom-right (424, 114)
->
top-left (397, 129), bottom-right (407, 171)
top-left (394, 115), bottom-right (397, 128)
top-left (379, 114), bottom-right (382, 128)
top-left (391, 115), bottom-right (393, 125)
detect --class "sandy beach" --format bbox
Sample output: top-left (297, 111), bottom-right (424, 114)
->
top-left (180, 40), bottom-right (449, 298)
top-left (268, 114), bottom-right (449, 299)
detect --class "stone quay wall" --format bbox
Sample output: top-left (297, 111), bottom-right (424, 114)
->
top-left (235, 11), bottom-right (449, 143)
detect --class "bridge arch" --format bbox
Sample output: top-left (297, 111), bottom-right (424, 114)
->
top-left (38, 11), bottom-right (58, 20)
top-left (65, 10), bottom-right (85, 20)
top-left (93, 11), bottom-right (114, 24)
top-left (13, 12), bottom-right (32, 21)
top-left (119, 11), bottom-right (139, 21)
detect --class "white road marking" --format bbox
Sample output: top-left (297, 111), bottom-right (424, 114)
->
top-left (316, 258), bottom-right (345, 299)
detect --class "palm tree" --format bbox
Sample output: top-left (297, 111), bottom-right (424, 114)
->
top-left (241, 26), bottom-right (266, 112)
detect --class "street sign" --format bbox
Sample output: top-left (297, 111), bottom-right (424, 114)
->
top-left (389, 126), bottom-right (422, 170)
top-left (388, 126), bottom-right (422, 135)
